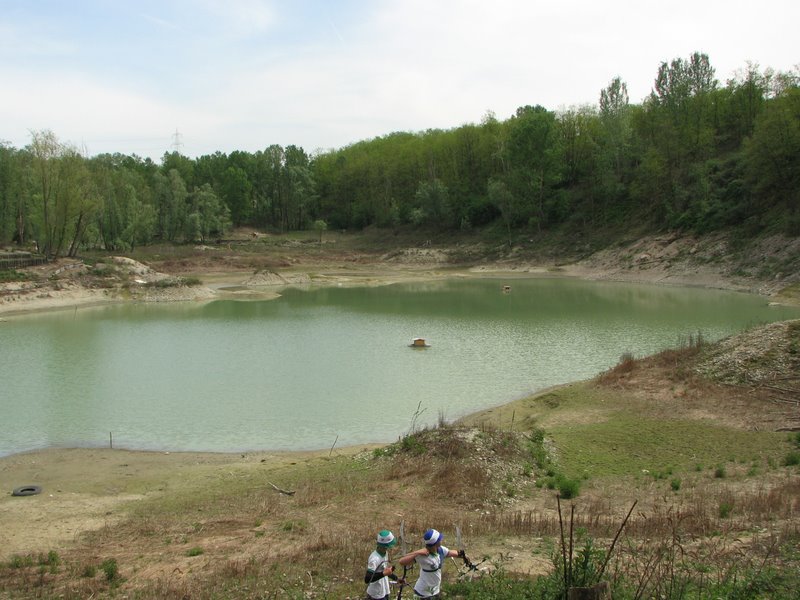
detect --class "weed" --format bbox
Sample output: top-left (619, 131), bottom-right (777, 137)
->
top-left (719, 501), bottom-right (734, 518)
top-left (670, 477), bottom-right (682, 491)
top-left (100, 558), bottom-right (119, 582)
top-left (714, 465), bottom-right (727, 478)
top-left (0, 269), bottom-right (32, 283)
top-left (81, 564), bottom-right (97, 578)
top-left (783, 451), bottom-right (800, 467)
top-left (280, 519), bottom-right (307, 532)
top-left (39, 550), bottom-right (59, 574)
top-left (186, 547), bottom-right (204, 557)
top-left (8, 554), bottom-right (33, 569)
top-left (556, 476), bottom-right (580, 499)
top-left (399, 433), bottom-right (427, 455)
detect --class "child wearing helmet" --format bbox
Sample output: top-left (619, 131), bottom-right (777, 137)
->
top-left (397, 528), bottom-right (464, 599)
top-left (364, 529), bottom-right (400, 600)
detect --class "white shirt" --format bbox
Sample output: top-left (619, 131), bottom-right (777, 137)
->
top-left (413, 545), bottom-right (449, 597)
top-left (366, 549), bottom-right (391, 598)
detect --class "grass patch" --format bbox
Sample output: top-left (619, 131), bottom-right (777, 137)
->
top-left (521, 383), bottom-right (790, 481)
top-left (100, 558), bottom-right (119, 582)
top-left (0, 269), bottom-right (33, 282)
top-left (783, 450), bottom-right (800, 467)
top-left (550, 413), bottom-right (786, 479)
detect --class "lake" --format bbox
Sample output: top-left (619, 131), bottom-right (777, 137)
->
top-left (1, 277), bottom-right (798, 457)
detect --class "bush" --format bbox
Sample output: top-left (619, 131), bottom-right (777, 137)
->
top-left (557, 476), bottom-right (581, 499)
top-left (81, 565), bottom-right (97, 578)
top-left (783, 451), bottom-right (800, 467)
top-left (0, 270), bottom-right (31, 283)
top-left (399, 433), bottom-right (426, 455)
top-left (100, 558), bottom-right (119, 582)
top-left (8, 555), bottom-right (33, 569)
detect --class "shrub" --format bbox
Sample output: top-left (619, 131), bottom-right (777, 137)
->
top-left (81, 565), bottom-right (97, 578)
top-left (100, 558), bottom-right (119, 582)
top-left (43, 550), bottom-right (59, 567)
top-left (0, 270), bottom-right (31, 283)
top-left (671, 477), bottom-right (682, 491)
top-left (719, 502), bottom-right (734, 518)
top-left (557, 476), bottom-right (581, 499)
top-left (280, 519), bottom-right (307, 532)
top-left (714, 465), bottom-right (727, 478)
top-left (399, 434), bottom-right (426, 455)
top-left (8, 555), bottom-right (33, 569)
top-left (783, 451), bottom-right (800, 467)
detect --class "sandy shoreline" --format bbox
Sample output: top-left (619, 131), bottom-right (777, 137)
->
top-left (0, 262), bottom-right (783, 319)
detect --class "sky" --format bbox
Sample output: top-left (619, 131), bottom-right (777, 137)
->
top-left (1, 0), bottom-right (797, 160)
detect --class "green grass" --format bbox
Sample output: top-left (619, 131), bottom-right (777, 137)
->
top-left (0, 269), bottom-right (33, 282)
top-left (464, 382), bottom-right (790, 483)
top-left (548, 410), bottom-right (786, 480)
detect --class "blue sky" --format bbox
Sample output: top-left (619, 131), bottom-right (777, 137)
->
top-left (1, 0), bottom-right (797, 159)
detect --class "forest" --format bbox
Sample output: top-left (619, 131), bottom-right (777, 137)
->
top-left (0, 52), bottom-right (798, 258)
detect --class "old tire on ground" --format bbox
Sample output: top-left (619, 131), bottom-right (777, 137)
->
top-left (12, 485), bottom-right (42, 497)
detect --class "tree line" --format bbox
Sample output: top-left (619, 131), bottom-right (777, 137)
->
top-left (1, 52), bottom-right (798, 258)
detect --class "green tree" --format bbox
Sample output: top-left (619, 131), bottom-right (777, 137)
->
top-left (487, 178), bottom-right (518, 241)
top-left (744, 79), bottom-right (800, 232)
top-left (220, 165), bottom-right (252, 226)
top-left (28, 130), bottom-right (64, 256)
top-left (599, 77), bottom-right (631, 181)
top-left (0, 143), bottom-right (29, 246)
top-left (414, 178), bottom-right (451, 227)
top-left (27, 131), bottom-right (99, 258)
top-left (92, 157), bottom-right (157, 251)
top-left (185, 183), bottom-right (230, 242)
top-left (153, 169), bottom-right (188, 241)
top-left (505, 105), bottom-right (561, 231)
top-left (161, 151), bottom-right (195, 190)
top-left (313, 219), bottom-right (327, 243)
top-left (59, 151), bottom-right (101, 257)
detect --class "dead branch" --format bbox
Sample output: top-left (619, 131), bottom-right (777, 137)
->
top-left (267, 481), bottom-right (296, 496)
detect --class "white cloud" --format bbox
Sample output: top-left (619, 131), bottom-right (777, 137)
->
top-left (195, 0), bottom-right (276, 36)
top-left (1, 0), bottom-right (798, 158)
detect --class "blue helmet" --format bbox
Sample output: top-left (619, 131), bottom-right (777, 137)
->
top-left (423, 528), bottom-right (443, 546)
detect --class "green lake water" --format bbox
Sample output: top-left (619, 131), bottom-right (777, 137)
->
top-left (1, 277), bottom-right (798, 457)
